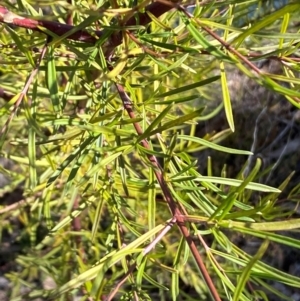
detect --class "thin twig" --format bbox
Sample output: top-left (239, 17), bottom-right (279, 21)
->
top-left (105, 263), bottom-right (137, 301)
top-left (178, 5), bottom-right (262, 74)
top-left (142, 217), bottom-right (176, 255)
top-left (266, 116), bottom-right (295, 184)
top-left (0, 42), bottom-right (48, 136)
top-left (0, 199), bottom-right (27, 214)
top-left (244, 106), bottom-right (268, 177)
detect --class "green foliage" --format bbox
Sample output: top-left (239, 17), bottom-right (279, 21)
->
top-left (0, 0), bottom-right (300, 300)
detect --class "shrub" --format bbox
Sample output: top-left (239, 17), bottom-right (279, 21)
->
top-left (0, 1), bottom-right (300, 300)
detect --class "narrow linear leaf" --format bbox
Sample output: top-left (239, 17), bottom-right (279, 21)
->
top-left (233, 3), bottom-right (300, 47)
top-left (147, 94), bottom-right (199, 105)
top-left (48, 223), bottom-right (166, 298)
top-left (177, 135), bottom-right (252, 155)
top-left (157, 76), bottom-right (220, 98)
top-left (209, 158), bottom-right (262, 221)
top-left (137, 103), bottom-right (173, 142)
top-left (143, 272), bottom-right (169, 290)
top-left (181, 13), bottom-right (233, 62)
top-left (220, 61), bottom-right (234, 132)
top-left (91, 193), bottom-right (104, 242)
top-left (136, 256), bottom-right (147, 289)
top-left (47, 136), bottom-right (94, 187)
top-left (148, 168), bottom-right (156, 239)
top-left (47, 45), bottom-right (61, 113)
top-left (184, 176), bottom-right (281, 193)
top-left (138, 108), bottom-right (204, 143)
top-left (148, 107), bottom-right (205, 138)
top-left (28, 127), bottom-right (37, 189)
top-left (224, 218), bottom-right (300, 232)
top-left (141, 37), bottom-right (198, 53)
top-left (262, 75), bottom-right (300, 98)
top-left (233, 240), bottom-right (269, 301)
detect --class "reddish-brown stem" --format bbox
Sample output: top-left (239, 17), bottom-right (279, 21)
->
top-left (125, 0), bottom-right (176, 26)
top-left (0, 2), bottom-right (179, 48)
top-left (0, 6), bottom-right (102, 43)
top-left (66, 0), bottom-right (73, 26)
top-left (115, 83), bottom-right (221, 301)
top-left (105, 261), bottom-right (137, 301)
